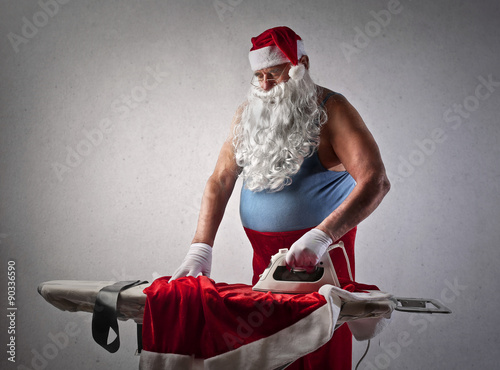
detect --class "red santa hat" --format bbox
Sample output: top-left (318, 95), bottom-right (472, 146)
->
top-left (248, 26), bottom-right (307, 80)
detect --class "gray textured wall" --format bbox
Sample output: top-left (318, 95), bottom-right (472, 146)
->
top-left (1, 0), bottom-right (499, 369)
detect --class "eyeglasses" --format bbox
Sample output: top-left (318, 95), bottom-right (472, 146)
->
top-left (250, 64), bottom-right (290, 87)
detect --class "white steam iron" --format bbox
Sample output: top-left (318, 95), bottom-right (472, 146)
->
top-left (252, 242), bottom-right (348, 294)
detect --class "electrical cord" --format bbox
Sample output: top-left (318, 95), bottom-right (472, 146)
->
top-left (355, 339), bottom-right (371, 370)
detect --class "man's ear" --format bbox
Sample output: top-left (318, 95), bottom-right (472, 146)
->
top-left (299, 55), bottom-right (310, 70)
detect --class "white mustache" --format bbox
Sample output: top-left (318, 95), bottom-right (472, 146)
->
top-left (250, 82), bottom-right (287, 104)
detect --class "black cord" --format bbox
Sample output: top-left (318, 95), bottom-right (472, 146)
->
top-left (355, 339), bottom-right (371, 370)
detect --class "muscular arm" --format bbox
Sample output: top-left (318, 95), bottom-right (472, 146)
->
top-left (191, 111), bottom-right (241, 247)
top-left (316, 94), bottom-right (390, 241)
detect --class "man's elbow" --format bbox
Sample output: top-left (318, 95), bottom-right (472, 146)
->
top-left (361, 171), bottom-right (391, 199)
top-left (379, 172), bottom-right (391, 197)
top-left (208, 168), bottom-right (239, 194)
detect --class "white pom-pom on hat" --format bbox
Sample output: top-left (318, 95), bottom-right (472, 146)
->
top-left (288, 63), bottom-right (306, 80)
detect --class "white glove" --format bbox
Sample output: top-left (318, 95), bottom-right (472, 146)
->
top-left (285, 229), bottom-right (333, 268)
top-left (169, 243), bottom-right (212, 282)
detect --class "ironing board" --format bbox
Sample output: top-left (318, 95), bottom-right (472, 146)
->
top-left (37, 279), bottom-right (395, 328)
top-left (38, 279), bottom-right (449, 370)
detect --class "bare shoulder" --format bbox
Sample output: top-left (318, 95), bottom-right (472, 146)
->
top-left (230, 101), bottom-right (248, 132)
top-left (316, 86), bottom-right (354, 117)
top-left (316, 86), bottom-right (381, 172)
top-left (317, 86), bottom-right (347, 107)
top-left (211, 102), bottom-right (246, 178)
top-left (235, 100), bottom-right (248, 116)
top-left (316, 86), bottom-right (369, 137)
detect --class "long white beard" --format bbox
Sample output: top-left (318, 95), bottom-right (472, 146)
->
top-left (233, 70), bottom-right (327, 192)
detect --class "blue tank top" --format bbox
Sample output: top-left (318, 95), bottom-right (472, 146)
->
top-left (240, 151), bottom-right (356, 232)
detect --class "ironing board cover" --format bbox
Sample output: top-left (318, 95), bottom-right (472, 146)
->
top-left (38, 280), bottom-right (148, 323)
top-left (139, 276), bottom-right (392, 370)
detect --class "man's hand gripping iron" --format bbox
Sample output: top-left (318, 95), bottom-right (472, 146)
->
top-left (285, 228), bottom-right (333, 269)
top-left (253, 229), bottom-right (349, 294)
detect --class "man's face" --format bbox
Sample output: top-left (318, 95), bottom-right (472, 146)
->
top-left (251, 63), bottom-right (291, 91)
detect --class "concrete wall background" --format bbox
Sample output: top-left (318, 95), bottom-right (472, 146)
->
top-left (1, 0), bottom-right (499, 369)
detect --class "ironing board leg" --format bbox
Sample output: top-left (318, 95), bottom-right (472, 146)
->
top-left (136, 324), bottom-right (143, 355)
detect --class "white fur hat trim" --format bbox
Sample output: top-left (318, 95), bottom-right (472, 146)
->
top-left (249, 40), bottom-right (306, 71)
